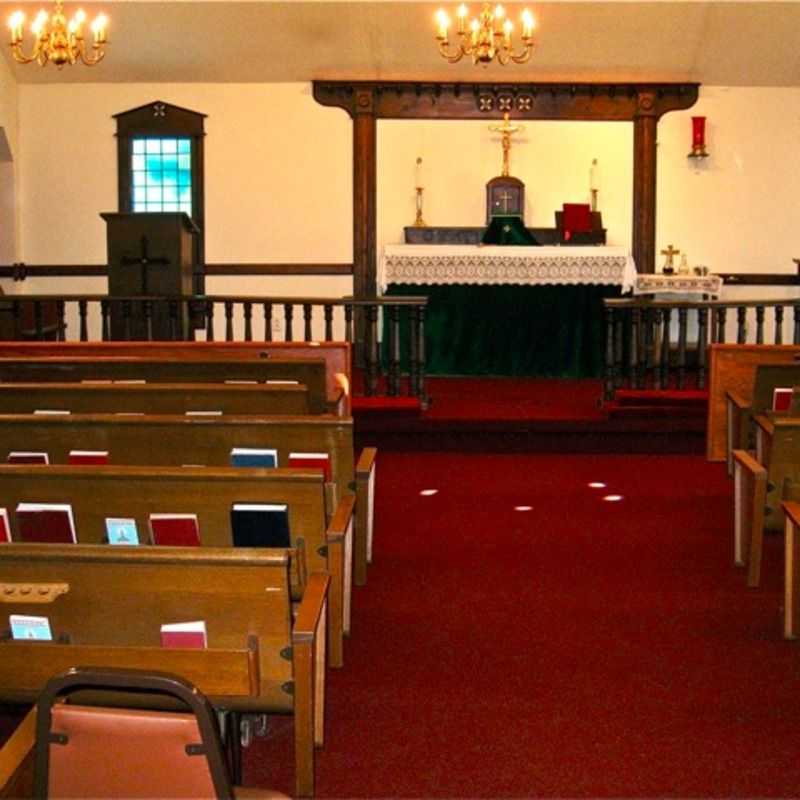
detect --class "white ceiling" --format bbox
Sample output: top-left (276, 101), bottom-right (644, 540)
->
top-left (1, 1), bottom-right (799, 85)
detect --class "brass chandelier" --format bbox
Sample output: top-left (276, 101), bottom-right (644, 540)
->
top-left (435, 3), bottom-right (535, 66)
top-left (8, 0), bottom-right (108, 68)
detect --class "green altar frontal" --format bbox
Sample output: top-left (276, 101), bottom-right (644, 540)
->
top-left (383, 283), bottom-right (621, 378)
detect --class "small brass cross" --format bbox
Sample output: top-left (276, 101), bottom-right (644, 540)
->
top-left (495, 190), bottom-right (514, 213)
top-left (660, 244), bottom-right (680, 270)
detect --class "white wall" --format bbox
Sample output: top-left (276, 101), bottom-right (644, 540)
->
top-left (0, 55), bottom-right (18, 265)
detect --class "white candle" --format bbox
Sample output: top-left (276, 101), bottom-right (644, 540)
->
top-left (589, 158), bottom-right (599, 192)
top-left (415, 157), bottom-right (424, 189)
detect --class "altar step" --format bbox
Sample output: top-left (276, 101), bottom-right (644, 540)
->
top-left (604, 388), bottom-right (708, 420)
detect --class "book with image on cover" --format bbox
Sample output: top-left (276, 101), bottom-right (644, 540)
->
top-left (149, 513), bottom-right (201, 547)
top-left (68, 450), bottom-right (110, 466)
top-left (15, 503), bottom-right (76, 544)
top-left (105, 517), bottom-right (139, 546)
top-left (160, 620), bottom-right (207, 649)
top-left (230, 447), bottom-right (278, 468)
top-left (0, 508), bottom-right (10, 543)
top-left (288, 452), bottom-right (331, 481)
top-left (773, 387), bottom-right (793, 412)
top-left (230, 503), bottom-right (290, 548)
top-left (10, 614), bottom-right (53, 641)
top-left (7, 451), bottom-right (49, 465)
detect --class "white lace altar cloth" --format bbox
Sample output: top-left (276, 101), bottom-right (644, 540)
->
top-left (632, 273), bottom-right (723, 297)
top-left (380, 245), bottom-right (638, 293)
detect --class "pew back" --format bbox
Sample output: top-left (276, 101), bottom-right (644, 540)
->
top-left (0, 357), bottom-right (330, 414)
top-left (0, 383), bottom-right (310, 416)
top-left (0, 342), bottom-right (351, 413)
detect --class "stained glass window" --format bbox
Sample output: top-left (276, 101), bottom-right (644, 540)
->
top-left (130, 137), bottom-right (193, 215)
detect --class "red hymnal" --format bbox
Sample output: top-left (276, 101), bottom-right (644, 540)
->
top-left (15, 503), bottom-right (77, 544)
top-left (7, 452), bottom-right (49, 465)
top-left (160, 620), bottom-right (207, 649)
top-left (773, 388), bottom-right (793, 412)
top-left (149, 514), bottom-right (201, 547)
top-left (288, 452), bottom-right (332, 481)
top-left (68, 450), bottom-right (110, 465)
top-left (562, 203), bottom-right (592, 241)
top-left (0, 508), bottom-right (10, 543)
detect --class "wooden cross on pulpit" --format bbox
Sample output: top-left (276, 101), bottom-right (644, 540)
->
top-left (121, 236), bottom-right (171, 296)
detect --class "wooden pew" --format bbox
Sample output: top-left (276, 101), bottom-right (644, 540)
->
top-left (0, 710), bottom-right (34, 799)
top-left (725, 363), bottom-right (800, 474)
top-left (0, 465), bottom-right (352, 669)
top-left (0, 357), bottom-right (333, 415)
top-left (0, 341), bottom-right (351, 415)
top-left (0, 544), bottom-right (328, 797)
top-left (0, 382), bottom-right (310, 416)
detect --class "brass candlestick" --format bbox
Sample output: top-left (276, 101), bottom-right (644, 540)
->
top-left (414, 187), bottom-right (427, 227)
top-left (590, 189), bottom-right (598, 212)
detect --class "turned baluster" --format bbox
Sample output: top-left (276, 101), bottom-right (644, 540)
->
top-left (205, 300), bottom-right (215, 341)
top-left (415, 305), bottom-right (428, 407)
top-left (794, 304), bottom-right (800, 345)
top-left (736, 306), bottom-right (747, 344)
top-left (630, 307), bottom-right (642, 389)
top-left (604, 307), bottom-right (615, 401)
top-left (168, 300), bottom-right (179, 341)
top-left (387, 305), bottom-right (401, 397)
top-left (122, 300), bottom-right (132, 342)
top-left (243, 302), bottom-right (253, 342)
top-left (303, 303), bottom-right (313, 341)
top-left (33, 301), bottom-right (44, 341)
top-left (262, 303), bottom-right (273, 342)
top-left (660, 307), bottom-right (671, 389)
top-left (78, 300), bottom-right (88, 342)
top-left (284, 303), bottom-right (294, 342)
top-left (716, 307), bottom-right (727, 343)
top-left (614, 311), bottom-right (624, 388)
top-left (100, 299), bottom-right (110, 341)
top-left (755, 305), bottom-right (765, 344)
top-left (324, 305), bottom-right (334, 341)
top-left (365, 304), bottom-right (379, 397)
top-left (55, 301), bottom-right (66, 342)
top-left (677, 307), bottom-right (688, 390)
top-left (697, 307), bottom-right (709, 389)
top-left (143, 300), bottom-right (153, 342)
top-left (224, 301), bottom-right (234, 342)
top-left (344, 305), bottom-right (354, 344)
top-left (775, 305), bottom-right (784, 344)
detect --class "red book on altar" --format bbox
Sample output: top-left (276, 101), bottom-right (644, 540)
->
top-left (160, 620), bottom-right (207, 649)
top-left (562, 203), bottom-right (592, 241)
top-left (15, 503), bottom-right (77, 544)
top-left (773, 388), bottom-right (793, 412)
top-left (68, 450), bottom-right (110, 466)
top-left (288, 452), bottom-right (331, 481)
top-left (149, 513), bottom-right (201, 547)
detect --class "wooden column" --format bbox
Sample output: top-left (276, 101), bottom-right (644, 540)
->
top-left (633, 91), bottom-right (658, 274)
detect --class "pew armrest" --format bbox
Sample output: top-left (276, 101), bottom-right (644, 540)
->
top-left (0, 708), bottom-right (35, 798)
top-left (354, 447), bottom-right (378, 587)
top-left (726, 391), bottom-right (752, 477)
top-left (291, 572), bottom-right (330, 798)
top-left (733, 449), bottom-right (767, 581)
top-left (325, 495), bottom-right (356, 667)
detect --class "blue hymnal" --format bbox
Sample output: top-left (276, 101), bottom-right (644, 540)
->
top-left (230, 448), bottom-right (278, 468)
top-left (230, 503), bottom-right (290, 548)
top-left (105, 517), bottom-right (139, 546)
top-left (10, 614), bottom-right (53, 641)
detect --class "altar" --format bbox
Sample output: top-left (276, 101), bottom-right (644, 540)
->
top-left (380, 245), bottom-right (638, 378)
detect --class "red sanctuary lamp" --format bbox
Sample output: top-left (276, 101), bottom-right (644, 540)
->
top-left (688, 116), bottom-right (709, 159)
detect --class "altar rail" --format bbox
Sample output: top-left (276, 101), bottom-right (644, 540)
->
top-left (0, 293), bottom-right (428, 404)
top-left (604, 297), bottom-right (800, 399)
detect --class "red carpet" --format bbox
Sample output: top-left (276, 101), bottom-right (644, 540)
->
top-left (244, 451), bottom-right (800, 797)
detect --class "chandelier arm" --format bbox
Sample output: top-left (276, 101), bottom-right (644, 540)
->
top-left (79, 47), bottom-right (105, 66)
top-left (509, 45), bottom-right (534, 64)
top-left (437, 40), bottom-right (465, 63)
top-left (9, 46), bottom-right (40, 65)
top-left (495, 49), bottom-right (510, 66)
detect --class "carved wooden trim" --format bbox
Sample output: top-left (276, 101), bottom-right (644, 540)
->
top-left (314, 80), bottom-right (699, 282)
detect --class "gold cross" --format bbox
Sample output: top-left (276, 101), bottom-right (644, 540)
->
top-left (660, 244), bottom-right (680, 270)
top-left (495, 190), bottom-right (513, 213)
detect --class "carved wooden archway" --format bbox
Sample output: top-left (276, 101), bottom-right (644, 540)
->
top-left (313, 80), bottom-right (699, 300)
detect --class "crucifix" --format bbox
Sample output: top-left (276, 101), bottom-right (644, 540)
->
top-left (660, 244), bottom-right (680, 274)
top-left (489, 112), bottom-right (525, 177)
top-left (121, 235), bottom-right (171, 295)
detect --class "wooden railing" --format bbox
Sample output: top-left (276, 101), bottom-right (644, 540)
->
top-left (0, 293), bottom-right (429, 404)
top-left (603, 297), bottom-right (800, 399)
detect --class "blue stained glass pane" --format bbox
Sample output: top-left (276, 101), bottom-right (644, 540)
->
top-left (163, 202), bottom-right (179, 212)
top-left (179, 186), bottom-right (192, 202)
top-left (161, 154), bottom-right (178, 171)
top-left (133, 187), bottom-right (146, 202)
top-left (132, 155), bottom-right (145, 171)
top-left (145, 140), bottom-right (161, 154)
top-left (178, 169), bottom-right (192, 185)
top-left (162, 171), bottom-right (178, 186)
top-left (133, 202), bottom-right (147, 212)
top-left (178, 140), bottom-right (191, 154)
top-left (146, 187), bottom-right (162, 202)
top-left (145, 172), bottom-right (162, 186)
top-left (178, 154), bottom-right (191, 170)
top-left (146, 155), bottom-right (163, 172)
top-left (132, 140), bottom-right (145, 154)
top-left (161, 139), bottom-right (178, 154)
top-left (133, 172), bottom-right (145, 187)
top-left (163, 186), bottom-right (178, 202)
top-left (146, 203), bottom-right (163, 211)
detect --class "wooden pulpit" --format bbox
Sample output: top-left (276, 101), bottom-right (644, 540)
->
top-left (101, 212), bottom-right (199, 340)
